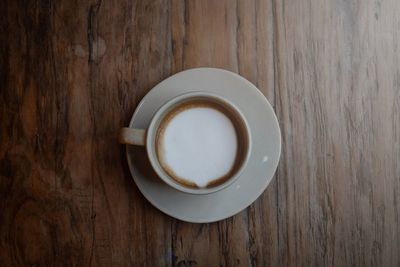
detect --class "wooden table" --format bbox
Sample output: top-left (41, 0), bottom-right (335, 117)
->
top-left (1, 0), bottom-right (399, 266)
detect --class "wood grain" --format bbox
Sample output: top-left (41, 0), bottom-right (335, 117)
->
top-left (1, 0), bottom-right (399, 266)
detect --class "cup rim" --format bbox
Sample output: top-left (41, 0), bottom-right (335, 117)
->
top-left (146, 91), bottom-right (252, 195)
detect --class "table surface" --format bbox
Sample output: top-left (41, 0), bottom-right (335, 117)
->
top-left (1, 0), bottom-right (400, 266)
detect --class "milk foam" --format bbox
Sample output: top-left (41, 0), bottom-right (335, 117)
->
top-left (160, 106), bottom-right (238, 188)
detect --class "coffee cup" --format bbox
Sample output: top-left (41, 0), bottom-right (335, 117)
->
top-left (119, 92), bottom-right (251, 194)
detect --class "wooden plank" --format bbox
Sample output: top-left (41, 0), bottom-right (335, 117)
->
top-left (273, 0), bottom-right (400, 265)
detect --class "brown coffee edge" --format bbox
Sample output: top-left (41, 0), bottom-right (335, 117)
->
top-left (155, 100), bottom-right (248, 189)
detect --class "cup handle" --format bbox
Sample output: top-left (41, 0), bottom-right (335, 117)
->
top-left (119, 127), bottom-right (146, 146)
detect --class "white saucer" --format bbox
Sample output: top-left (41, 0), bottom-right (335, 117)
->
top-left (126, 68), bottom-right (281, 223)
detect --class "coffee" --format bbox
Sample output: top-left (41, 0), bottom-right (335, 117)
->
top-left (156, 100), bottom-right (247, 188)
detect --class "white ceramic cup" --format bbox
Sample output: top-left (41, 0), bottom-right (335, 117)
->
top-left (119, 92), bottom-right (252, 194)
